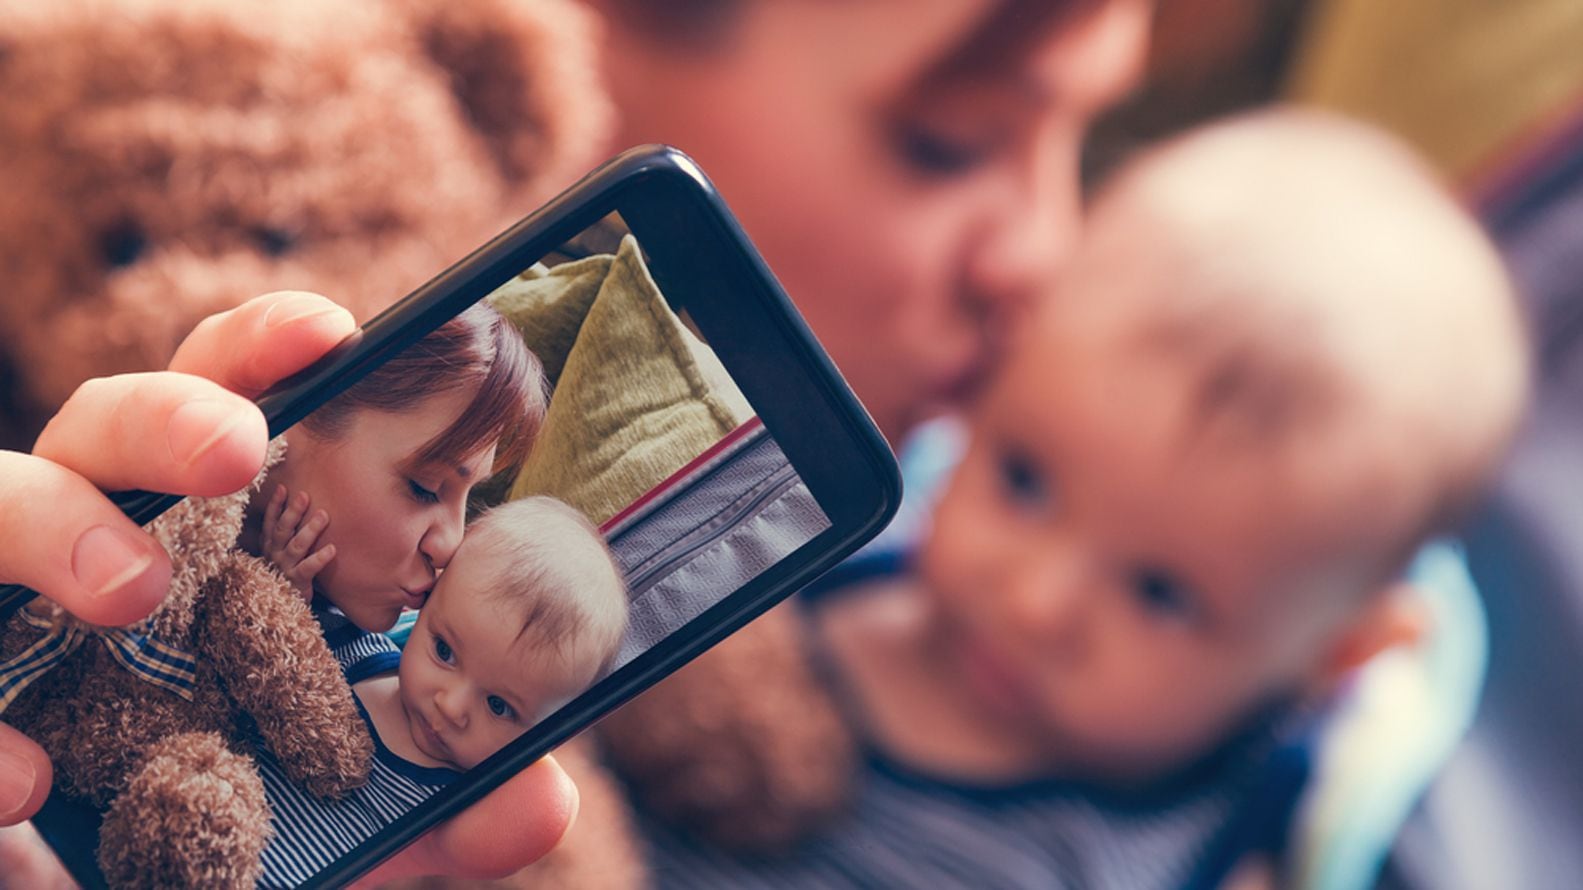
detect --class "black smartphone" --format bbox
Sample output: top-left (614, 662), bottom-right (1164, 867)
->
top-left (0, 146), bottom-right (900, 888)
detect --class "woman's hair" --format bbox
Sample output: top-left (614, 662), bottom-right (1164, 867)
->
top-left (606, 0), bottom-right (1106, 65)
top-left (301, 303), bottom-right (548, 475)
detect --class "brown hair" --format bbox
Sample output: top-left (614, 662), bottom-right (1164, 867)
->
top-left (302, 303), bottom-right (548, 475)
top-left (605, 0), bottom-right (1106, 65)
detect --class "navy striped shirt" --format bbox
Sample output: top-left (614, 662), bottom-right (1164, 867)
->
top-left (638, 569), bottom-right (1297, 890)
top-left (641, 745), bottom-right (1270, 890)
top-left (255, 611), bottom-right (459, 888)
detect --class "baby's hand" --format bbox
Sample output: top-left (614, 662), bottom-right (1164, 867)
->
top-left (261, 484), bottom-right (335, 603)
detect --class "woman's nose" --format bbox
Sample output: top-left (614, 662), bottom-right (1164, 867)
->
top-left (965, 130), bottom-right (1084, 322)
top-left (421, 501), bottom-right (468, 571)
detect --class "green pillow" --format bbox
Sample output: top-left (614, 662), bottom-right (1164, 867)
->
top-left (488, 235), bottom-right (752, 526)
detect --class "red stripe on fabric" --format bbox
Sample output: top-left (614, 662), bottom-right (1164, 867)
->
top-left (600, 416), bottom-right (766, 534)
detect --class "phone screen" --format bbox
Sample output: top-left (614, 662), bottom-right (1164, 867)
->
top-left (9, 151), bottom-right (893, 890)
top-left (252, 210), bottom-right (831, 884)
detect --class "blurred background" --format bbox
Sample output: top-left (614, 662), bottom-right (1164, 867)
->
top-left (3, 0), bottom-right (1581, 887)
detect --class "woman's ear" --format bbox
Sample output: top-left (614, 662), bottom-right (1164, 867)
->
top-left (1307, 581), bottom-right (1430, 699)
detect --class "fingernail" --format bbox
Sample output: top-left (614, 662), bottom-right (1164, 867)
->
top-left (167, 398), bottom-right (246, 467)
top-left (263, 294), bottom-right (345, 329)
top-left (0, 746), bottom-right (37, 820)
top-left (72, 525), bottom-right (156, 601)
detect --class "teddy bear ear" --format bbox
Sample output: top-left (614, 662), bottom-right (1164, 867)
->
top-left (399, 0), bottom-right (612, 203)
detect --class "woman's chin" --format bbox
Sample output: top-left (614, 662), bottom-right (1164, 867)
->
top-left (342, 601), bottom-right (402, 633)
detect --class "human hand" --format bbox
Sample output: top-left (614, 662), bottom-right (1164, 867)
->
top-left (0, 290), bottom-right (351, 825)
top-left (261, 485), bottom-right (336, 603)
top-left (0, 292), bottom-right (577, 884)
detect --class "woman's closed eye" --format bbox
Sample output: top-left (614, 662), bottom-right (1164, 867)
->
top-left (486, 695), bottom-right (518, 722)
top-left (891, 119), bottom-right (997, 178)
top-left (408, 479), bottom-right (440, 504)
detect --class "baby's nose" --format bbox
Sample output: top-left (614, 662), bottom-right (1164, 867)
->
top-left (436, 690), bottom-right (468, 728)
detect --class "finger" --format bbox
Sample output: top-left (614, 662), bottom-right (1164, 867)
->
top-left (350, 755), bottom-right (577, 887)
top-left (0, 452), bottom-right (173, 627)
top-left (32, 373), bottom-right (268, 500)
top-left (262, 485), bottom-right (288, 553)
top-left (286, 511), bottom-right (329, 561)
top-left (274, 493), bottom-right (310, 554)
top-left (0, 822), bottom-right (77, 889)
top-left (0, 722), bottom-right (54, 827)
top-left (168, 291), bottom-right (356, 398)
top-left (295, 544), bottom-right (335, 583)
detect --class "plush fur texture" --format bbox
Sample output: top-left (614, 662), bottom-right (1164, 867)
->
top-left (0, 0), bottom-right (609, 450)
top-left (596, 602), bottom-right (858, 852)
top-left (0, 445), bottom-right (372, 888)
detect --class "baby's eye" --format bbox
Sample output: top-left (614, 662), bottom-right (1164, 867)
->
top-left (996, 449), bottom-right (1050, 510)
top-left (409, 480), bottom-right (440, 504)
top-left (486, 695), bottom-right (517, 721)
top-left (433, 635), bottom-right (454, 664)
top-left (1130, 568), bottom-right (1195, 622)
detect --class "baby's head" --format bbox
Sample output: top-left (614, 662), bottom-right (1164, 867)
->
top-left (920, 108), bottom-right (1529, 786)
top-left (399, 496), bottom-right (628, 770)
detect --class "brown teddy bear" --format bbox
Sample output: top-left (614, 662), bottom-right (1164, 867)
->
top-left (0, 443), bottom-right (372, 888)
top-left (0, 0), bottom-right (609, 451)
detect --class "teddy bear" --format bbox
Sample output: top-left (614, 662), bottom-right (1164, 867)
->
top-left (0, 443), bottom-right (373, 888)
top-left (0, 0), bottom-right (609, 452)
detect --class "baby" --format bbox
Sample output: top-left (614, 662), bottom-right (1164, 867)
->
top-left (648, 108), bottom-right (1530, 887)
top-left (257, 495), bottom-right (628, 886)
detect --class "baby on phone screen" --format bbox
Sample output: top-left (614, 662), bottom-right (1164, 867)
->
top-left (255, 494), bottom-right (628, 886)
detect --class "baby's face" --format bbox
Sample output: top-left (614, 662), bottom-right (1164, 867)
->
top-left (918, 299), bottom-right (1379, 784)
top-left (397, 553), bottom-right (589, 770)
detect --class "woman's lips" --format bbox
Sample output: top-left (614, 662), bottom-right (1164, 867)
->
top-left (401, 585), bottom-right (432, 610)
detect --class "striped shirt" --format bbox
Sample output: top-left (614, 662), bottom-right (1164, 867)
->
top-left (256, 610), bottom-right (460, 889)
top-left (639, 555), bottom-right (1304, 890)
top-left (641, 740), bottom-right (1279, 890)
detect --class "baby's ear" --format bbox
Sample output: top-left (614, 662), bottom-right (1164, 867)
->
top-left (1308, 581), bottom-right (1430, 698)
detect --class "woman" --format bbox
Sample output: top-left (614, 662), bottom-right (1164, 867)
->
top-left (0, 293), bottom-right (574, 886)
top-left (589, 0), bottom-right (1150, 444)
top-left (244, 301), bottom-right (546, 635)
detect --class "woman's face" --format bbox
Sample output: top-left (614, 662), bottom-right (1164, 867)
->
top-left (274, 388), bottom-right (497, 632)
top-left (599, 0), bottom-right (1150, 442)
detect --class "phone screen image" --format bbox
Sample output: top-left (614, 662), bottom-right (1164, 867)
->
top-left (248, 211), bottom-right (831, 885)
top-left (5, 150), bottom-right (895, 889)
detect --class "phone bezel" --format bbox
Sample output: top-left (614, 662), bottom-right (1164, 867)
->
top-left (5, 145), bottom-right (900, 888)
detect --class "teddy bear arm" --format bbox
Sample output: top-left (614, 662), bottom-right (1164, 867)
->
top-left (200, 558), bottom-right (373, 799)
top-left (597, 603), bottom-right (859, 852)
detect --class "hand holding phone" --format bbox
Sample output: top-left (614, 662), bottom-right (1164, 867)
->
top-left (0, 148), bottom-right (898, 888)
top-left (0, 292), bottom-right (581, 885)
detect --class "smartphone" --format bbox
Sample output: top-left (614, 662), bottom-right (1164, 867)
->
top-left (0, 146), bottom-right (900, 888)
